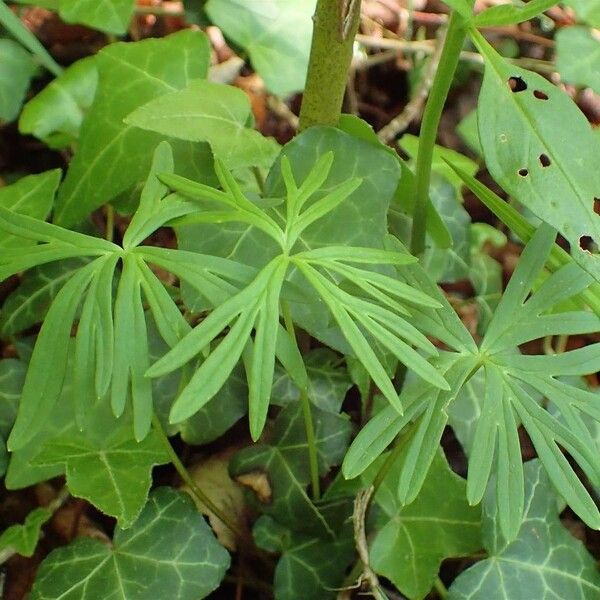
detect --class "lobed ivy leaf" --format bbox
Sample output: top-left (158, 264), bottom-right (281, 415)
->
top-left (370, 448), bottom-right (482, 600)
top-left (0, 507), bottom-right (52, 558)
top-left (29, 488), bottom-right (230, 600)
top-left (125, 79), bottom-right (280, 170)
top-left (54, 30), bottom-right (215, 227)
top-left (19, 56), bottom-right (98, 149)
top-left (231, 403), bottom-right (352, 537)
top-left (253, 513), bottom-right (354, 600)
top-left (448, 461), bottom-right (600, 600)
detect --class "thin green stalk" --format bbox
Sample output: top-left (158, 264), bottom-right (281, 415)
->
top-left (434, 576), bottom-right (449, 599)
top-left (151, 414), bottom-right (244, 538)
top-left (105, 205), bottom-right (114, 242)
top-left (410, 5), bottom-right (473, 256)
top-left (281, 300), bottom-right (321, 500)
top-left (298, 0), bottom-right (362, 130)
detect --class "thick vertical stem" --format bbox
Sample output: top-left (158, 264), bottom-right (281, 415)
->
top-left (410, 9), bottom-right (472, 256)
top-left (299, 0), bottom-right (362, 130)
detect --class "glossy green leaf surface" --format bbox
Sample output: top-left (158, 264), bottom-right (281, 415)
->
top-left (0, 358), bottom-right (24, 475)
top-left (473, 0), bottom-right (558, 27)
top-left (205, 0), bottom-right (316, 96)
top-left (59, 0), bottom-right (135, 34)
top-left (370, 449), bottom-right (481, 600)
top-left (55, 30), bottom-right (214, 227)
top-left (125, 79), bottom-right (279, 169)
top-left (19, 56), bottom-right (98, 149)
top-left (253, 513), bottom-right (354, 600)
top-left (30, 488), bottom-right (230, 600)
top-left (0, 38), bottom-right (36, 123)
top-left (449, 461), bottom-right (600, 600)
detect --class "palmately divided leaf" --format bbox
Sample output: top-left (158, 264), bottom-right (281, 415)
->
top-left (29, 488), bottom-right (230, 600)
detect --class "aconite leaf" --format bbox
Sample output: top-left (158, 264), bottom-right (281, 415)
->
top-left (448, 460), bottom-right (600, 600)
top-left (29, 488), bottom-right (230, 600)
top-left (55, 30), bottom-right (215, 227)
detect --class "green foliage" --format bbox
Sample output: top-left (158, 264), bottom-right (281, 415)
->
top-left (205, 0), bottom-right (316, 96)
top-left (29, 488), bottom-right (230, 600)
top-left (0, 38), bottom-right (36, 123)
top-left (556, 27), bottom-right (600, 95)
top-left (1, 4), bottom-right (600, 598)
top-left (19, 56), bottom-right (98, 149)
top-left (448, 461), bottom-right (600, 599)
top-left (54, 30), bottom-right (214, 227)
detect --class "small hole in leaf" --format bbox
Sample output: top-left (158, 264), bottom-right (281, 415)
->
top-left (508, 76), bottom-right (528, 92)
top-left (534, 90), bottom-right (549, 100)
top-left (579, 236), bottom-right (593, 250)
top-left (539, 154), bottom-right (551, 167)
top-left (594, 198), bottom-right (600, 214)
top-left (518, 168), bottom-right (529, 177)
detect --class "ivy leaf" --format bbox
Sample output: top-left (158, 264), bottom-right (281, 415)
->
top-left (125, 79), bottom-right (279, 169)
top-left (253, 514), bottom-right (354, 600)
top-left (54, 30), bottom-right (215, 227)
top-left (471, 29), bottom-right (600, 281)
top-left (0, 507), bottom-right (52, 558)
top-left (29, 488), bottom-right (230, 600)
top-left (230, 403), bottom-right (352, 537)
top-left (370, 448), bottom-right (482, 600)
top-left (556, 27), bottom-right (600, 95)
top-left (0, 169), bottom-right (61, 248)
top-left (19, 56), bottom-right (98, 149)
top-left (448, 460), bottom-right (600, 600)
top-left (0, 38), bottom-right (36, 123)
top-left (33, 404), bottom-right (169, 527)
top-left (59, 0), bottom-right (135, 34)
top-left (205, 0), bottom-right (316, 96)
top-left (0, 257), bottom-right (90, 336)
top-left (272, 348), bottom-right (352, 413)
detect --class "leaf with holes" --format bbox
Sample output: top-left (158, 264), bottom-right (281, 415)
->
top-left (471, 28), bottom-right (600, 280)
top-left (448, 460), bottom-right (600, 600)
top-left (29, 488), bottom-right (230, 600)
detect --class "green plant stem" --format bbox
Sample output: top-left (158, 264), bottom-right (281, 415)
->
top-left (434, 576), bottom-right (449, 599)
top-left (410, 6), bottom-right (472, 256)
top-left (281, 301), bottom-right (321, 501)
top-left (298, 0), bottom-right (362, 130)
top-left (151, 414), bottom-right (244, 539)
top-left (105, 205), bottom-right (114, 242)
